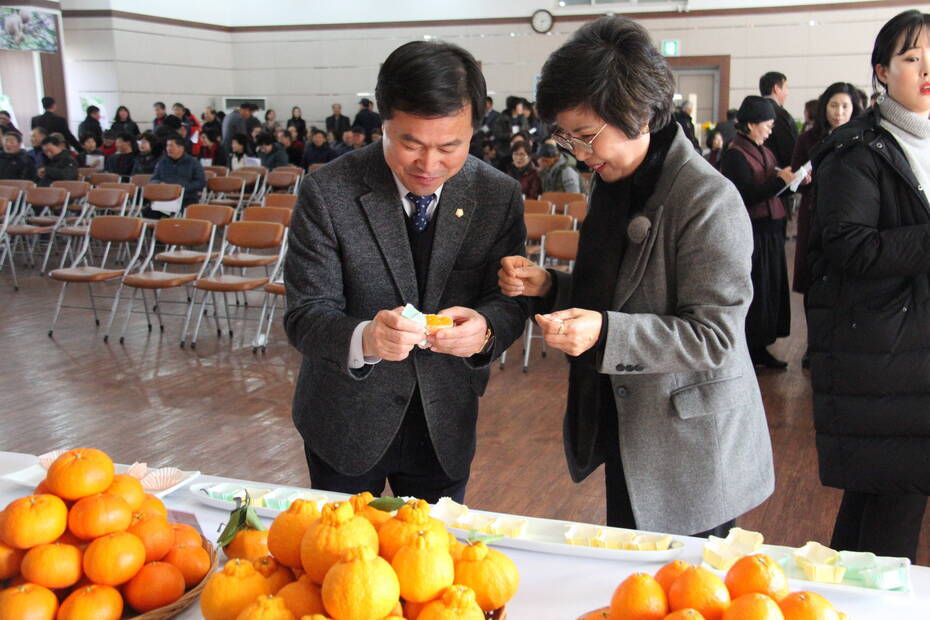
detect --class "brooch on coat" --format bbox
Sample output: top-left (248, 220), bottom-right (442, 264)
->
top-left (627, 215), bottom-right (652, 244)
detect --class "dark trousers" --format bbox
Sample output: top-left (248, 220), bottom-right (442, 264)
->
top-left (831, 490), bottom-right (927, 563)
top-left (304, 388), bottom-right (469, 504)
top-left (603, 402), bottom-right (735, 538)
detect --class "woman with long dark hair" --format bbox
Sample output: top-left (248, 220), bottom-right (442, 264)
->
top-left (498, 16), bottom-right (774, 537)
top-left (806, 9), bottom-right (930, 562)
top-left (287, 106), bottom-right (307, 141)
top-left (790, 83), bottom-right (861, 301)
top-left (720, 96), bottom-right (796, 369)
top-left (110, 106), bottom-right (140, 138)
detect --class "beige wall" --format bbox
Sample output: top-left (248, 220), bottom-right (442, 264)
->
top-left (62, 3), bottom-right (907, 133)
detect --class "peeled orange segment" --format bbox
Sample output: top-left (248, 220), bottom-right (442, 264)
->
top-left (424, 314), bottom-right (454, 334)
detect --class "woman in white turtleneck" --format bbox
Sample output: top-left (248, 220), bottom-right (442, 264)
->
top-left (804, 9), bottom-right (930, 564)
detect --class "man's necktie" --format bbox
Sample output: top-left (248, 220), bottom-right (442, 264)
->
top-left (406, 192), bottom-right (436, 233)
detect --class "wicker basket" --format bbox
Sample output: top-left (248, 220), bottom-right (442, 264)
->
top-left (129, 538), bottom-right (218, 620)
top-left (486, 607), bottom-right (507, 619)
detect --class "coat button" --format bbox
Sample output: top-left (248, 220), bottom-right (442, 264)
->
top-left (394, 395), bottom-right (406, 406)
top-left (918, 185), bottom-right (924, 191)
top-left (851, 322), bottom-right (857, 329)
top-left (625, 364), bottom-right (636, 372)
top-left (615, 386), bottom-right (630, 398)
top-left (876, 142), bottom-right (884, 149)
top-left (615, 364), bottom-right (625, 372)
top-left (902, 306), bottom-right (908, 313)
top-left (634, 364), bottom-right (645, 371)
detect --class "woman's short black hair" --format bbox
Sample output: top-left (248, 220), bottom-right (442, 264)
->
top-left (80, 133), bottom-right (98, 146)
top-left (536, 16), bottom-right (675, 138)
top-left (872, 9), bottom-right (930, 92)
top-left (376, 40), bottom-right (486, 129)
top-left (116, 105), bottom-right (132, 120)
top-left (811, 82), bottom-right (862, 142)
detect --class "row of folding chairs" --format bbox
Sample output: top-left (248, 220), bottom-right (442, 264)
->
top-left (44, 204), bottom-right (292, 350)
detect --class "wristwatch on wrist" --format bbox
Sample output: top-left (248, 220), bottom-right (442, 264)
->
top-left (477, 326), bottom-right (495, 356)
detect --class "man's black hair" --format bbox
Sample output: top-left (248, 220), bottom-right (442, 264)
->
top-left (41, 135), bottom-right (63, 147)
top-left (42, 97), bottom-right (55, 110)
top-left (759, 72), bottom-right (788, 96)
top-left (376, 39), bottom-right (486, 129)
top-left (4, 131), bottom-right (22, 143)
top-left (86, 105), bottom-right (100, 115)
top-left (255, 133), bottom-right (275, 146)
top-left (154, 101), bottom-right (166, 110)
top-left (164, 134), bottom-right (186, 148)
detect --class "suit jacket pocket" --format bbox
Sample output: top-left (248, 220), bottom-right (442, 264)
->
top-left (670, 374), bottom-right (744, 419)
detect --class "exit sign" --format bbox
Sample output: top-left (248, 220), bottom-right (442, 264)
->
top-left (661, 40), bottom-right (680, 56)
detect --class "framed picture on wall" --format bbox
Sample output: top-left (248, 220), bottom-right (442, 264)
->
top-left (0, 9), bottom-right (58, 53)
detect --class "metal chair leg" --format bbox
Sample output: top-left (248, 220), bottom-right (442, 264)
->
top-left (103, 282), bottom-right (126, 342)
top-left (48, 282), bottom-right (68, 337)
top-left (252, 292), bottom-right (271, 352)
top-left (261, 295), bottom-right (280, 353)
top-left (87, 283), bottom-right (99, 326)
top-left (190, 289), bottom-right (211, 348)
top-left (40, 230), bottom-right (58, 274)
top-left (221, 292), bottom-right (233, 337)
top-left (119, 287), bottom-right (139, 344)
top-left (140, 289), bottom-right (153, 332)
top-left (210, 293), bottom-right (222, 337)
top-left (522, 319), bottom-right (533, 373)
top-left (180, 285), bottom-right (197, 347)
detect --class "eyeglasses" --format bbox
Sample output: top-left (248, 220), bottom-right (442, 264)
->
top-left (551, 123), bottom-right (608, 154)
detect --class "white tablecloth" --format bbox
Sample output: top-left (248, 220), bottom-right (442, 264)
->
top-left (0, 451), bottom-right (925, 619)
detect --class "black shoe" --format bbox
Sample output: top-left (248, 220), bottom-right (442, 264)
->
top-left (752, 349), bottom-right (788, 369)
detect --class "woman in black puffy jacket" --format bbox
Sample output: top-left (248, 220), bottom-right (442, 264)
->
top-left (806, 9), bottom-right (930, 562)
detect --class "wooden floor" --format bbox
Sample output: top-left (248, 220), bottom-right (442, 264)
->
top-left (0, 238), bottom-right (926, 566)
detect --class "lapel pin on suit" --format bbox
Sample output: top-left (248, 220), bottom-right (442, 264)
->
top-left (627, 215), bottom-right (651, 244)
top-left (455, 208), bottom-right (464, 218)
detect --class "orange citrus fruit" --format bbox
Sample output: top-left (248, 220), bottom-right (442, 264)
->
top-left (20, 542), bottom-right (83, 589)
top-left (104, 474), bottom-right (146, 511)
top-left (164, 542), bottom-right (212, 587)
top-left (668, 566), bottom-right (731, 620)
top-left (725, 554), bottom-right (789, 602)
top-left (655, 560), bottom-right (692, 594)
top-left (608, 572), bottom-right (668, 620)
top-left (723, 593), bottom-right (784, 620)
top-left (45, 449), bottom-right (115, 501)
top-left (123, 561), bottom-right (187, 612)
top-left (665, 611), bottom-right (707, 620)
top-left (778, 592), bottom-right (841, 620)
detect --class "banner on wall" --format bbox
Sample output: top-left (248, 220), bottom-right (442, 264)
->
top-left (0, 8), bottom-right (58, 53)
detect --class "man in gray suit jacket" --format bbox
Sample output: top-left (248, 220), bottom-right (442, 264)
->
top-left (283, 40), bottom-right (528, 503)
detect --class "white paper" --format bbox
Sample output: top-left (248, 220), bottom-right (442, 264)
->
top-left (200, 158), bottom-right (213, 168)
top-left (777, 160), bottom-right (812, 196)
top-left (243, 156), bottom-right (262, 167)
top-left (151, 197), bottom-right (182, 215)
top-left (85, 154), bottom-right (104, 171)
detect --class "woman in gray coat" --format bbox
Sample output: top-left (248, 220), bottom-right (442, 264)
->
top-left (499, 16), bottom-right (775, 537)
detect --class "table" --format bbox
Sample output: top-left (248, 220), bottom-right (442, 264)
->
top-left (1, 451), bottom-right (926, 619)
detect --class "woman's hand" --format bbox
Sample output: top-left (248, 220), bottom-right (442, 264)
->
top-left (535, 309), bottom-right (603, 356)
top-left (498, 256), bottom-right (551, 297)
top-left (776, 167), bottom-right (795, 184)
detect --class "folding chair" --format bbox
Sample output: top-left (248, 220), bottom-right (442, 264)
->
top-left (273, 165), bottom-right (302, 174)
top-left (203, 165), bottom-right (228, 177)
top-left (119, 218), bottom-right (217, 345)
top-left (565, 200), bottom-right (588, 229)
top-left (524, 199), bottom-right (554, 215)
top-left (19, 187), bottom-right (73, 273)
top-left (545, 230), bottom-right (580, 273)
top-left (187, 220), bottom-right (286, 347)
top-left (263, 193), bottom-right (298, 209)
top-left (55, 188), bottom-right (131, 270)
top-left (0, 199), bottom-right (17, 290)
top-left (540, 191), bottom-right (586, 212)
top-left (89, 173), bottom-right (120, 186)
top-left (4, 187), bottom-right (60, 270)
top-left (204, 176), bottom-right (246, 216)
top-left (204, 170), bottom-right (217, 180)
top-left (0, 181), bottom-right (31, 215)
top-left (78, 167), bottom-right (98, 181)
top-left (51, 180), bottom-right (90, 207)
top-left (130, 174), bottom-right (153, 189)
top-left (159, 204), bottom-right (233, 267)
top-left (252, 274), bottom-right (284, 354)
top-left (263, 170), bottom-right (300, 195)
top-left (141, 184), bottom-right (184, 221)
top-left (98, 183), bottom-right (139, 215)
top-left (47, 216), bottom-right (146, 338)
top-left (229, 169), bottom-right (263, 206)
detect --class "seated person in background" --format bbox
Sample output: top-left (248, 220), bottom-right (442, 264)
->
top-left (332, 128), bottom-right (354, 157)
top-left (176, 124), bottom-right (194, 154)
top-left (506, 141), bottom-right (541, 199)
top-left (0, 131), bottom-right (37, 181)
top-left (325, 130), bottom-right (337, 145)
top-left (100, 130), bottom-right (117, 157)
top-left (77, 133), bottom-right (105, 169)
top-left (249, 124), bottom-right (263, 146)
top-left (371, 128), bottom-right (382, 142)
top-left (482, 142), bottom-right (497, 165)
top-left (287, 125), bottom-right (304, 152)
top-left (537, 142), bottom-right (581, 194)
top-left (28, 127), bottom-right (48, 169)
top-left (154, 114), bottom-right (182, 144)
top-left (300, 129), bottom-right (336, 169)
top-left (37, 135), bottom-right (79, 187)
top-left (105, 133), bottom-right (138, 177)
top-left (228, 133), bottom-right (250, 171)
top-left (199, 129), bottom-right (227, 167)
top-left (148, 134), bottom-right (205, 214)
top-left (0, 110), bottom-right (17, 134)
top-left (350, 125), bottom-right (368, 150)
top-left (256, 132), bottom-right (288, 169)
top-left (132, 131), bottom-right (160, 175)
top-left (278, 132), bottom-right (302, 166)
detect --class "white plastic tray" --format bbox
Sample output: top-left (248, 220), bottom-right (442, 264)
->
top-left (2, 463), bottom-right (200, 499)
top-left (187, 482), bottom-right (684, 562)
top-left (702, 544), bottom-right (913, 597)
